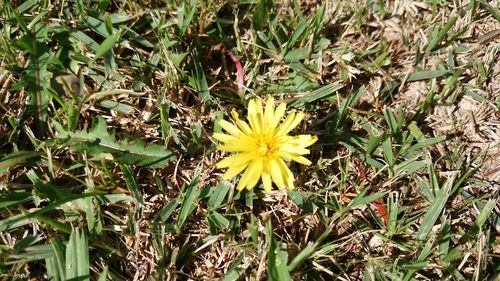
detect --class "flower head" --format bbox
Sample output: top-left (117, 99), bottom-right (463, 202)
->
top-left (214, 96), bottom-right (317, 192)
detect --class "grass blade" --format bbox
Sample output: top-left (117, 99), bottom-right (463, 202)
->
top-left (0, 151), bottom-right (42, 173)
top-left (192, 49), bottom-right (210, 102)
top-left (176, 177), bottom-right (201, 232)
top-left (428, 16), bottom-right (458, 51)
top-left (94, 29), bottom-right (122, 60)
top-left (415, 177), bottom-right (453, 240)
top-left (266, 221), bottom-right (292, 281)
top-left (65, 228), bottom-right (90, 281)
top-left (290, 83), bottom-right (344, 108)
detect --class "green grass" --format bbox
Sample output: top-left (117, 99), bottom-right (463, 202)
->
top-left (1, 0), bottom-right (499, 280)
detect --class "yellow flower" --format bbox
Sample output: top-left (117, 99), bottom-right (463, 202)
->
top-left (213, 96), bottom-right (317, 192)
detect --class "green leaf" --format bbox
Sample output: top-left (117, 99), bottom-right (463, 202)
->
top-left (417, 176), bottom-right (434, 202)
top-left (9, 243), bottom-right (56, 264)
top-left (479, 0), bottom-right (500, 23)
top-left (394, 158), bottom-right (426, 179)
top-left (382, 137), bottom-right (394, 169)
top-left (94, 29), bottom-right (122, 60)
top-left (405, 135), bottom-right (446, 152)
top-left (14, 235), bottom-right (43, 251)
top-left (73, 31), bottom-right (100, 52)
top-left (121, 165), bottom-right (144, 205)
top-left (288, 191), bottom-right (318, 214)
top-left (284, 47), bottom-right (309, 62)
top-left (176, 3), bottom-right (197, 36)
top-left (266, 221), bottom-right (292, 281)
top-left (48, 236), bottom-right (66, 281)
top-left (65, 228), bottom-right (90, 281)
top-left (246, 215), bottom-right (259, 245)
top-left (98, 100), bottom-right (134, 114)
top-left (330, 86), bottom-right (364, 131)
top-left (383, 107), bottom-right (399, 136)
top-left (284, 21), bottom-right (308, 53)
top-left (347, 189), bottom-right (385, 210)
top-left (16, 0), bottom-right (38, 13)
top-left (408, 121), bottom-right (424, 140)
top-left (108, 13), bottom-right (130, 24)
top-left (208, 182), bottom-right (230, 209)
top-left (0, 191), bottom-right (120, 233)
top-left (160, 103), bottom-right (171, 142)
top-left (366, 133), bottom-right (384, 155)
top-left (473, 199), bottom-right (496, 230)
top-left (97, 266), bottom-right (109, 281)
top-left (53, 117), bottom-right (175, 168)
top-left (0, 151), bottom-right (42, 173)
top-left (154, 199), bottom-right (179, 223)
top-left (192, 49), bottom-right (210, 102)
top-left (0, 191), bottom-right (32, 209)
top-left (0, 212), bottom-right (35, 232)
top-left (176, 177), bottom-right (201, 231)
top-left (83, 16), bottom-right (110, 38)
top-left (168, 52), bottom-right (189, 68)
top-left (208, 211), bottom-right (230, 233)
top-left (339, 141), bottom-right (385, 169)
top-left (386, 195), bottom-right (398, 234)
top-left (33, 214), bottom-right (72, 234)
top-left (290, 82), bottom-right (344, 108)
top-left (253, 0), bottom-right (273, 31)
top-left (415, 177), bottom-right (453, 240)
top-left (406, 69), bottom-right (450, 81)
top-left (287, 227), bottom-right (332, 271)
top-left (46, 256), bottom-right (61, 281)
top-left (122, 26), bottom-right (155, 48)
top-left (221, 253), bottom-right (245, 281)
top-left (27, 170), bottom-right (73, 201)
top-left (428, 16), bottom-right (457, 51)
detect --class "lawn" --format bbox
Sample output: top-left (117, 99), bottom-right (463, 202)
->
top-left (0, 0), bottom-right (499, 280)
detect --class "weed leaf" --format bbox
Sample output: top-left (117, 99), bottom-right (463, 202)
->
top-left (53, 117), bottom-right (175, 168)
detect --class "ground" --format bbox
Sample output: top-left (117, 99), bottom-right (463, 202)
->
top-left (0, 0), bottom-right (499, 280)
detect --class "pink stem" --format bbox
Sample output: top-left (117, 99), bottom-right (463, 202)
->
top-left (228, 51), bottom-right (245, 96)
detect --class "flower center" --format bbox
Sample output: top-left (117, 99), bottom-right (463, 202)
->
top-left (256, 136), bottom-right (277, 158)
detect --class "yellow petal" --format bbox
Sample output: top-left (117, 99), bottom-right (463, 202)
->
top-left (286, 177), bottom-right (295, 190)
top-left (213, 132), bottom-right (237, 143)
top-left (217, 144), bottom-right (247, 152)
top-left (216, 134), bottom-right (258, 152)
top-left (236, 163), bottom-right (253, 191)
top-left (277, 159), bottom-right (295, 190)
top-left (272, 135), bottom-right (291, 146)
top-left (294, 135), bottom-right (318, 147)
top-left (236, 160), bottom-right (261, 191)
top-left (278, 112), bottom-right (304, 135)
top-left (219, 119), bottom-right (243, 136)
top-left (222, 164), bottom-right (248, 180)
top-left (247, 99), bottom-right (256, 115)
top-left (245, 159), bottom-right (263, 190)
top-left (262, 172), bottom-right (273, 192)
top-left (276, 112), bottom-right (295, 134)
top-left (247, 99), bottom-right (257, 130)
top-left (279, 146), bottom-right (310, 155)
top-left (247, 99), bottom-right (263, 134)
top-left (289, 155), bottom-right (312, 165)
top-left (272, 102), bottom-right (287, 129)
top-left (264, 96), bottom-right (275, 131)
top-left (216, 153), bottom-right (254, 168)
top-left (269, 159), bottom-right (285, 190)
top-left (231, 109), bottom-right (253, 135)
top-left (262, 160), bottom-right (271, 174)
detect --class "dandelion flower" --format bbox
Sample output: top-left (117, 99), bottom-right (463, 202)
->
top-left (214, 96), bottom-right (317, 192)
